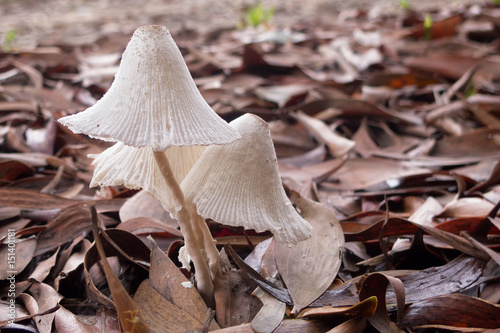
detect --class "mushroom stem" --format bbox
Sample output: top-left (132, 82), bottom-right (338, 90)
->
top-left (153, 151), bottom-right (215, 307)
top-left (192, 212), bottom-right (220, 279)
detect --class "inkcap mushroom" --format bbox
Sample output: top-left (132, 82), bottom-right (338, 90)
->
top-left (58, 25), bottom-right (239, 150)
top-left (88, 142), bottom-right (205, 214)
top-left (182, 113), bottom-right (313, 245)
top-left (58, 25), bottom-right (240, 306)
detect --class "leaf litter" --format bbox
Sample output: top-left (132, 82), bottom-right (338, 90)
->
top-left (1, 1), bottom-right (500, 332)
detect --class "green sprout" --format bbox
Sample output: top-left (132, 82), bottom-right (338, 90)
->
top-left (492, 0), bottom-right (500, 5)
top-left (3, 29), bottom-right (17, 53)
top-left (397, 0), bottom-right (411, 10)
top-left (464, 80), bottom-right (477, 98)
top-left (423, 14), bottom-right (433, 41)
top-left (238, 3), bottom-right (274, 29)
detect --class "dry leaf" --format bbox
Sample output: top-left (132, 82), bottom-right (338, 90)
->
top-left (358, 273), bottom-right (405, 333)
top-left (0, 238), bottom-right (36, 280)
top-left (326, 318), bottom-right (367, 333)
top-left (251, 285), bottom-right (286, 333)
top-left (134, 279), bottom-right (209, 333)
top-left (26, 282), bottom-right (63, 333)
top-left (214, 249), bottom-right (261, 328)
top-left (148, 238), bottom-right (218, 330)
top-left (298, 296), bottom-right (377, 319)
top-left (88, 205), bottom-right (150, 332)
top-left (276, 191), bottom-right (344, 314)
top-left (54, 306), bottom-right (119, 333)
top-left (436, 197), bottom-right (496, 219)
top-left (293, 111), bottom-right (355, 157)
top-left (400, 294), bottom-right (500, 329)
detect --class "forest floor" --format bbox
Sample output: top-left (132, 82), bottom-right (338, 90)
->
top-left (1, 0), bottom-right (500, 332)
top-left (1, 0), bottom-right (485, 49)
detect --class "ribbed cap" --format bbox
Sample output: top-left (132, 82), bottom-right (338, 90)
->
top-left (89, 142), bottom-right (205, 214)
top-left (181, 113), bottom-right (312, 244)
top-left (59, 25), bottom-right (239, 151)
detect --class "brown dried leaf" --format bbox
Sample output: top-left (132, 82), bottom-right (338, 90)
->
top-left (279, 158), bottom-right (346, 184)
top-left (239, 43), bottom-right (295, 76)
top-left (270, 120), bottom-right (316, 155)
top-left (296, 98), bottom-right (421, 125)
top-left (276, 192), bottom-right (344, 314)
top-left (432, 128), bottom-right (500, 158)
top-left (326, 318), bottom-right (367, 333)
top-left (0, 152), bottom-right (54, 167)
top-left (29, 248), bottom-right (59, 282)
top-left (117, 217), bottom-right (182, 237)
top-left (27, 282), bottom-right (63, 333)
top-left (400, 294), bottom-right (500, 329)
top-left (311, 279), bottom-right (363, 308)
top-left (224, 243), bottom-right (292, 305)
top-left (358, 273), bottom-right (405, 333)
top-left (278, 145), bottom-right (327, 168)
top-left (148, 238), bottom-right (218, 330)
top-left (54, 239), bottom-right (91, 290)
top-left (461, 234), bottom-right (500, 267)
top-left (298, 296), bottom-right (377, 319)
top-left (82, 227), bottom-right (151, 309)
top-left (0, 300), bottom-right (30, 326)
top-left (0, 238), bottom-right (36, 280)
top-left (403, 54), bottom-right (487, 80)
top-left (321, 157), bottom-right (429, 191)
top-left (214, 249), bottom-right (262, 328)
top-left (243, 237), bottom-right (273, 274)
top-left (436, 197), bottom-right (495, 219)
top-left (388, 255), bottom-right (485, 303)
top-left (133, 279), bottom-right (205, 333)
top-left (0, 160), bottom-right (34, 181)
top-left (89, 204), bottom-right (150, 332)
top-left (0, 188), bottom-right (124, 211)
top-left (210, 318), bottom-right (336, 333)
top-left (251, 286), bottom-right (286, 333)
top-left (35, 204), bottom-right (92, 256)
top-left (294, 111), bottom-right (355, 157)
top-left (54, 306), bottom-right (119, 333)
top-left (406, 14), bottom-right (463, 40)
top-left (34, 207), bottom-right (115, 255)
top-left (342, 217), bottom-right (419, 243)
top-left (408, 221), bottom-right (490, 260)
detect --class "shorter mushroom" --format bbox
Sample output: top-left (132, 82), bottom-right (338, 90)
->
top-left (88, 141), bottom-right (205, 214)
top-left (182, 113), bottom-right (312, 246)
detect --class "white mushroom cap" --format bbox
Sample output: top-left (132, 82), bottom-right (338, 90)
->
top-left (58, 25), bottom-right (239, 151)
top-left (89, 141), bottom-right (205, 213)
top-left (181, 113), bottom-right (312, 244)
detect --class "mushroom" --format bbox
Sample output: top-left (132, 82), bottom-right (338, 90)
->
top-left (57, 25), bottom-right (240, 306)
top-left (88, 142), bottom-right (205, 214)
top-left (182, 113), bottom-right (313, 245)
top-left (58, 25), bottom-right (238, 150)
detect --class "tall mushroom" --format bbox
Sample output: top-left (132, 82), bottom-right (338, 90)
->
top-left (57, 25), bottom-right (240, 305)
top-left (182, 113), bottom-right (313, 246)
